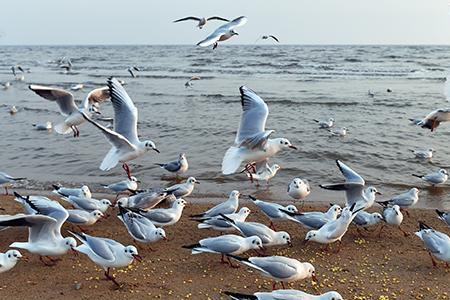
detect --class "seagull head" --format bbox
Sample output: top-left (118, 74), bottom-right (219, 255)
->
top-left (439, 169), bottom-right (448, 176)
top-left (230, 190), bottom-right (240, 199)
top-left (275, 138), bottom-right (298, 150)
top-left (285, 204), bottom-right (298, 213)
top-left (144, 140), bottom-right (160, 153)
top-left (305, 230), bottom-right (318, 243)
top-left (187, 177), bottom-right (199, 184)
top-left (6, 250), bottom-right (22, 262)
top-left (371, 212), bottom-right (384, 223)
top-left (81, 185), bottom-right (91, 198)
top-left (89, 104), bottom-right (101, 115)
top-left (101, 199), bottom-right (113, 208)
top-left (305, 263), bottom-right (318, 282)
top-left (249, 236), bottom-right (264, 250)
top-left (154, 228), bottom-right (167, 241)
top-left (277, 231), bottom-right (292, 247)
top-left (116, 197), bottom-right (129, 208)
top-left (63, 237), bottom-right (78, 252)
top-left (230, 29), bottom-right (239, 36)
top-left (92, 210), bottom-right (105, 220)
top-left (124, 245), bottom-right (142, 262)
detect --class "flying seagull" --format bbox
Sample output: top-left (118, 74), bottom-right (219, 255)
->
top-left (197, 16), bottom-right (247, 49)
top-left (173, 16), bottom-right (229, 29)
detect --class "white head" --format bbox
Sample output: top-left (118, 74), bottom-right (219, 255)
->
top-left (305, 230), bottom-right (319, 242)
top-left (322, 291), bottom-right (343, 300)
top-left (303, 262), bottom-right (317, 281)
top-left (365, 186), bottom-right (381, 198)
top-left (129, 176), bottom-right (139, 182)
top-left (271, 164), bottom-right (281, 172)
top-left (410, 187), bottom-right (419, 195)
top-left (371, 212), bottom-right (384, 223)
top-left (5, 249), bottom-right (22, 262)
top-left (100, 199), bottom-right (113, 208)
top-left (273, 138), bottom-right (297, 150)
top-left (327, 204), bottom-right (342, 219)
top-left (230, 29), bottom-right (239, 36)
top-left (91, 210), bottom-right (104, 220)
top-left (179, 153), bottom-right (187, 161)
top-left (116, 197), bottom-right (129, 207)
top-left (124, 245), bottom-right (142, 262)
top-left (329, 118), bottom-right (335, 123)
top-left (81, 185), bottom-right (91, 198)
top-left (392, 204), bottom-right (401, 215)
top-left (153, 228), bottom-right (167, 241)
top-left (143, 140), bottom-right (159, 153)
top-left (292, 178), bottom-right (307, 188)
top-left (229, 190), bottom-right (240, 199)
top-left (428, 148), bottom-right (434, 153)
top-left (276, 231), bottom-right (292, 246)
top-left (238, 207), bottom-right (251, 216)
top-left (285, 204), bottom-right (298, 213)
top-left (187, 177), bottom-right (199, 185)
top-left (172, 198), bottom-right (187, 208)
top-left (62, 237), bottom-right (77, 251)
top-left (439, 169), bottom-right (448, 176)
top-left (247, 236), bottom-right (264, 250)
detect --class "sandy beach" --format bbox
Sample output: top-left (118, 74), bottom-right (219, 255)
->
top-left (0, 194), bottom-right (448, 300)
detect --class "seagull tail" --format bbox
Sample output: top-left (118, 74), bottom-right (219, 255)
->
top-left (182, 243), bottom-right (201, 250)
top-left (54, 122), bottom-right (72, 135)
top-left (418, 221), bottom-right (432, 231)
top-left (100, 147), bottom-right (120, 171)
top-left (154, 163), bottom-right (165, 168)
top-left (221, 146), bottom-right (243, 175)
top-left (412, 174), bottom-right (423, 178)
top-left (223, 291), bottom-right (258, 300)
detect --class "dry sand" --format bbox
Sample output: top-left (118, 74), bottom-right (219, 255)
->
top-left (0, 194), bottom-right (449, 300)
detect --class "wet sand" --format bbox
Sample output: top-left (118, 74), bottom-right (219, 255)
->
top-left (0, 194), bottom-right (449, 300)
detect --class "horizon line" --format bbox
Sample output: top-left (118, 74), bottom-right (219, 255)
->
top-left (1, 43), bottom-right (450, 47)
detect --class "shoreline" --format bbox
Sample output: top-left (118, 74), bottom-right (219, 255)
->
top-left (0, 195), bottom-right (449, 299)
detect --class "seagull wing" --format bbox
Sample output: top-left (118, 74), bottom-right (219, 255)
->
top-left (269, 35), bottom-right (280, 42)
top-left (173, 16), bottom-right (201, 23)
top-left (29, 85), bottom-right (77, 116)
top-left (81, 86), bottom-right (110, 109)
top-left (108, 77), bottom-right (140, 145)
top-left (206, 16), bottom-right (230, 22)
top-left (197, 16), bottom-right (247, 47)
top-left (336, 160), bottom-right (365, 185)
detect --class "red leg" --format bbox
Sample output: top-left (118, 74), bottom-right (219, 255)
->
top-left (281, 282), bottom-right (286, 289)
top-left (4, 186), bottom-right (8, 195)
top-left (272, 282), bottom-right (277, 290)
top-left (105, 268), bottom-right (121, 287)
top-left (122, 163), bottom-right (132, 178)
top-left (220, 254), bottom-right (228, 264)
top-left (227, 256), bottom-right (240, 268)
top-left (269, 221), bottom-right (277, 231)
top-left (429, 252), bottom-right (438, 268)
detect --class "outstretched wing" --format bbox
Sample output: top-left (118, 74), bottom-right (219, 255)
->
top-left (206, 16), bottom-right (229, 22)
top-left (336, 160), bottom-right (365, 185)
top-left (81, 86), bottom-right (110, 109)
top-left (173, 16), bottom-right (201, 23)
top-left (29, 85), bottom-right (77, 116)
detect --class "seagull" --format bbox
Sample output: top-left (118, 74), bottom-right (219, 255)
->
top-left (2, 81), bottom-right (11, 90)
top-left (183, 234), bottom-right (263, 267)
top-left (222, 86), bottom-right (297, 175)
top-left (329, 127), bottom-right (348, 137)
top-left (127, 66), bottom-right (140, 78)
top-left (190, 190), bottom-right (240, 219)
top-left (33, 121), bottom-right (53, 131)
top-left (415, 221), bottom-right (450, 268)
top-left (287, 178), bottom-right (311, 200)
top-left (70, 84), bottom-right (84, 91)
top-left (117, 206), bottom-right (166, 247)
top-left (66, 209), bottom-right (105, 227)
top-left (368, 90), bottom-right (375, 98)
top-left (116, 190), bottom-right (169, 211)
top-left (173, 16), bottom-right (229, 29)
top-left (0, 172), bottom-right (26, 195)
top-left (305, 203), bottom-right (363, 251)
top-left (219, 214), bottom-right (292, 248)
top-left (155, 153), bottom-right (189, 175)
top-left (320, 160), bottom-right (381, 211)
top-left (70, 231), bottom-right (142, 287)
top-left (164, 177), bottom-right (199, 198)
top-left (29, 84), bottom-right (110, 137)
top-left (249, 195), bottom-right (298, 230)
top-left (378, 204), bottom-right (408, 237)
top-left (103, 176), bottom-right (140, 198)
top-left (197, 16), bottom-right (247, 49)
top-left (52, 184), bottom-right (92, 199)
top-left (412, 169), bottom-right (448, 186)
top-left (352, 211), bottom-right (384, 234)
top-left (224, 290), bottom-right (343, 300)
top-left (376, 188), bottom-right (419, 216)
top-left (281, 204), bottom-right (342, 230)
top-left (313, 118), bottom-right (334, 129)
top-left (197, 207), bottom-right (251, 232)
top-left (436, 209), bottom-right (450, 227)
top-left (245, 163), bottom-right (281, 186)
top-left (226, 255), bottom-right (317, 290)
top-left (9, 105), bottom-right (18, 115)
top-left (81, 78), bottom-right (159, 178)
top-left (415, 74), bottom-right (450, 131)
top-left (0, 250), bottom-right (23, 273)
top-left (138, 198), bottom-right (187, 227)
top-left (11, 65), bottom-right (25, 77)
top-left (184, 76), bottom-right (201, 88)
top-left (0, 194), bottom-right (77, 265)
top-left (411, 149), bottom-right (434, 159)
top-left (61, 196), bottom-right (112, 213)
top-left (257, 35), bottom-right (280, 43)
top-left (59, 58), bottom-right (73, 73)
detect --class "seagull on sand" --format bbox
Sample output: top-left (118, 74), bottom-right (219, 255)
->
top-left (81, 77), bottom-right (160, 178)
top-left (197, 16), bottom-right (247, 49)
top-left (70, 231), bottom-right (142, 287)
top-left (0, 193), bottom-right (77, 265)
top-left (29, 84), bottom-right (110, 137)
top-left (224, 290), bottom-right (343, 300)
top-left (190, 190), bottom-right (240, 219)
top-left (0, 171), bottom-right (26, 195)
top-left (415, 221), bottom-right (450, 268)
top-left (0, 250), bottom-right (24, 273)
top-left (222, 86), bottom-right (297, 175)
top-left (173, 16), bottom-right (229, 29)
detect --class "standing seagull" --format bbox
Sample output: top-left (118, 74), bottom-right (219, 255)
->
top-left (376, 188), bottom-right (419, 216)
top-left (0, 172), bottom-right (26, 195)
top-left (70, 231), bottom-right (142, 287)
top-left (164, 177), bottom-right (199, 198)
top-left (249, 195), bottom-right (298, 230)
top-left (173, 16), bottom-right (229, 29)
top-left (29, 85), bottom-right (110, 137)
top-left (197, 16), bottom-right (247, 49)
top-left (0, 250), bottom-right (23, 273)
top-left (287, 178), bottom-right (311, 200)
top-left (320, 160), bottom-right (381, 211)
top-left (190, 190), bottom-right (240, 219)
top-left (103, 176), bottom-right (140, 198)
top-left (155, 153), bottom-right (189, 175)
top-left (415, 222), bottom-right (450, 268)
top-left (222, 86), bottom-right (297, 175)
top-left (81, 77), bottom-right (160, 178)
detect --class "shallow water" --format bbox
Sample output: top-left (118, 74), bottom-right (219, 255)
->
top-left (1, 45), bottom-right (450, 209)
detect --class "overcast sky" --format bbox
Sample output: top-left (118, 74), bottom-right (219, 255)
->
top-left (1, 0), bottom-right (449, 45)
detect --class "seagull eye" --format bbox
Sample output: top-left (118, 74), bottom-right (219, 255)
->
top-left (8, 254), bottom-right (11, 258)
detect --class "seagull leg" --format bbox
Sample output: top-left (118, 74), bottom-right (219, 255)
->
top-left (104, 268), bottom-right (121, 288)
top-left (4, 186), bottom-right (8, 195)
top-left (227, 256), bottom-right (240, 268)
top-left (281, 282), bottom-right (286, 289)
top-left (39, 256), bottom-right (57, 266)
top-left (122, 163), bottom-right (132, 179)
top-left (428, 252), bottom-right (438, 268)
top-left (398, 226), bottom-right (410, 237)
top-left (378, 225), bottom-right (385, 238)
top-left (269, 221), bottom-right (277, 231)
top-left (272, 282), bottom-right (277, 290)
top-left (213, 43), bottom-right (218, 50)
top-left (220, 254), bottom-right (228, 265)
top-left (334, 240), bottom-right (342, 253)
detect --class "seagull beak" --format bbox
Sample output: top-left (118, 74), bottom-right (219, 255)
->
top-left (153, 148), bottom-right (160, 153)
top-left (71, 247), bottom-right (79, 256)
top-left (376, 191), bottom-right (382, 195)
top-left (289, 145), bottom-right (298, 150)
top-left (95, 111), bottom-right (101, 115)
top-left (136, 180), bottom-right (141, 183)
top-left (287, 241), bottom-right (293, 247)
top-left (132, 254), bottom-right (143, 262)
top-left (195, 181), bottom-right (200, 184)
top-left (163, 236), bottom-right (168, 241)
top-left (312, 274), bottom-right (318, 283)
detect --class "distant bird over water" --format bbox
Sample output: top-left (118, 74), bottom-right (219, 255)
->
top-left (197, 16), bottom-right (247, 50)
top-left (173, 16), bottom-right (229, 29)
top-left (256, 35), bottom-right (279, 43)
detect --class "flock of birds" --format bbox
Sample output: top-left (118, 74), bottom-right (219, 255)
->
top-left (1, 15), bottom-right (450, 300)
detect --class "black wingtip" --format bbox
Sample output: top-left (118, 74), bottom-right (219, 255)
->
top-left (182, 243), bottom-right (200, 250)
top-left (419, 221), bottom-right (432, 230)
top-left (52, 184), bottom-right (60, 191)
top-left (435, 209), bottom-right (445, 218)
top-left (223, 291), bottom-right (257, 300)
top-left (412, 174), bottom-right (422, 178)
top-left (189, 213), bottom-right (205, 218)
top-left (248, 195), bottom-right (257, 201)
top-left (218, 213), bottom-right (235, 224)
top-left (13, 191), bottom-right (25, 199)
top-left (225, 254), bottom-right (247, 262)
